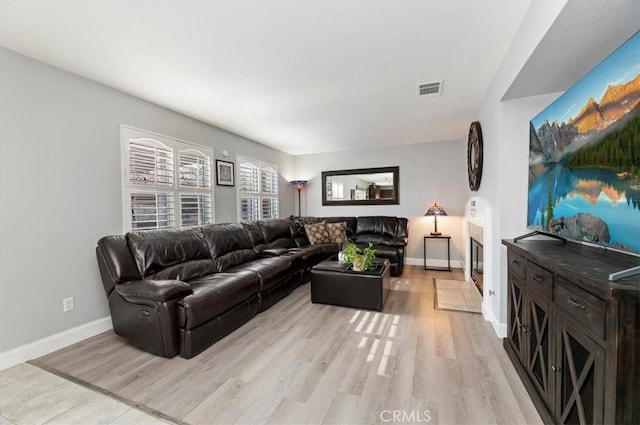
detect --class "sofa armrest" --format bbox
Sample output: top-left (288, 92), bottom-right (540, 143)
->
top-left (259, 247), bottom-right (289, 257)
top-left (387, 237), bottom-right (408, 247)
top-left (115, 280), bottom-right (193, 304)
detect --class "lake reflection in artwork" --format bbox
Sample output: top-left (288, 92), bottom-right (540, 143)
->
top-left (528, 165), bottom-right (640, 252)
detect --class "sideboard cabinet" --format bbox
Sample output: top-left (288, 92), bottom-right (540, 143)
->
top-left (502, 240), bottom-right (639, 425)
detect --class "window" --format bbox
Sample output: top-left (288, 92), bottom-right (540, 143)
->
top-left (121, 126), bottom-right (213, 231)
top-left (237, 156), bottom-right (279, 221)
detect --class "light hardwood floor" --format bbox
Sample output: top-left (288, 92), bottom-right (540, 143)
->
top-left (1, 266), bottom-right (542, 425)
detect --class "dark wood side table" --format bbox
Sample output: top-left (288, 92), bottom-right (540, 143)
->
top-left (423, 234), bottom-right (451, 271)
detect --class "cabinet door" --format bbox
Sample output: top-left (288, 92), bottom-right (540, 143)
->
top-left (526, 291), bottom-right (554, 411)
top-left (554, 315), bottom-right (605, 425)
top-left (507, 275), bottom-right (526, 363)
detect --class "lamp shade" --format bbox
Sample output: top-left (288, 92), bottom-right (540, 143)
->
top-left (425, 203), bottom-right (447, 216)
top-left (290, 180), bottom-right (308, 190)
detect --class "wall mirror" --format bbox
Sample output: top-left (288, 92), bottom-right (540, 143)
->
top-left (322, 166), bottom-right (399, 206)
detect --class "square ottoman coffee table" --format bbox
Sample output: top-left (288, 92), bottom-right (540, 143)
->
top-left (310, 258), bottom-right (390, 311)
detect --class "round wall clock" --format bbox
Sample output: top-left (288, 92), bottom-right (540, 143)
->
top-left (467, 121), bottom-right (483, 191)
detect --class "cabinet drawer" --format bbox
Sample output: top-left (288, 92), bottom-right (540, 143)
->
top-left (508, 252), bottom-right (526, 280)
top-left (525, 260), bottom-right (553, 299)
top-left (555, 277), bottom-right (606, 340)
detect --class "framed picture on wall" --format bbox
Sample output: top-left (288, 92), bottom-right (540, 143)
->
top-left (216, 160), bottom-right (235, 186)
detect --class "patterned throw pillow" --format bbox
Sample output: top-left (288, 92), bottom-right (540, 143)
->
top-left (324, 221), bottom-right (347, 244)
top-left (304, 222), bottom-right (332, 245)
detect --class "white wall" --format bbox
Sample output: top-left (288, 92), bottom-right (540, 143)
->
top-left (0, 48), bottom-right (294, 353)
top-left (294, 141), bottom-right (471, 264)
top-left (473, 0), bottom-right (566, 328)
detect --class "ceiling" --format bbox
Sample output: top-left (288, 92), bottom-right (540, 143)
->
top-left (0, 1), bottom-right (534, 155)
top-left (504, 0), bottom-right (640, 100)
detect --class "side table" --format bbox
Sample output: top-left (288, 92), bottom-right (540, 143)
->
top-left (423, 234), bottom-right (451, 271)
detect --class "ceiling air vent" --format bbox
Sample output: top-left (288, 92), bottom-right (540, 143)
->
top-left (418, 80), bottom-right (443, 97)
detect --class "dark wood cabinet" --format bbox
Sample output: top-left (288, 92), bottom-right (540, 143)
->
top-left (503, 240), bottom-right (639, 425)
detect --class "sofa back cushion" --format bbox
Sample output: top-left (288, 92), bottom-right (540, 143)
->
top-left (289, 216), bottom-right (322, 246)
top-left (126, 228), bottom-right (215, 281)
top-left (96, 235), bottom-right (142, 296)
top-left (201, 223), bottom-right (258, 271)
top-left (398, 217), bottom-right (409, 239)
top-left (259, 219), bottom-right (296, 249)
top-left (355, 216), bottom-right (398, 238)
top-left (242, 221), bottom-right (268, 252)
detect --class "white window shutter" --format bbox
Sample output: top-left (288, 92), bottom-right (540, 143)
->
top-left (121, 126), bottom-right (214, 232)
top-left (237, 156), bottom-right (279, 222)
top-left (130, 191), bottom-right (175, 230)
top-left (239, 162), bottom-right (259, 193)
top-left (179, 149), bottom-right (211, 189)
top-left (261, 197), bottom-right (278, 219)
top-left (240, 196), bottom-right (260, 222)
top-left (128, 138), bottom-right (174, 186)
top-left (261, 167), bottom-right (278, 194)
top-left (179, 193), bottom-right (212, 226)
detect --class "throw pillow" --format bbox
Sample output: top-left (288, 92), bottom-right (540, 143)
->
top-left (324, 221), bottom-right (347, 244)
top-left (304, 222), bottom-right (332, 245)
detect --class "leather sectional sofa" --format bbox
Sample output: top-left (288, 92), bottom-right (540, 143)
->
top-left (96, 216), bottom-right (408, 358)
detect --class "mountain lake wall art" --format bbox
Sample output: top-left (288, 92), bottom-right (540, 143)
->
top-left (528, 30), bottom-right (640, 254)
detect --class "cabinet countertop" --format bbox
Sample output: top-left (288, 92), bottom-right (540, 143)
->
top-left (502, 239), bottom-right (640, 299)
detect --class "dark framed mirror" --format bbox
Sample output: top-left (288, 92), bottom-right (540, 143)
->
top-left (322, 166), bottom-right (399, 206)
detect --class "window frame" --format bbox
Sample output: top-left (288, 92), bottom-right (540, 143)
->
top-left (120, 125), bottom-right (214, 232)
top-left (236, 156), bottom-right (279, 222)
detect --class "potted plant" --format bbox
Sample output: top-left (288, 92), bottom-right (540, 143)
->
top-left (342, 240), bottom-right (378, 272)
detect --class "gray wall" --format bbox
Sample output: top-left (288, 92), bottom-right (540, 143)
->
top-left (294, 141), bottom-right (470, 263)
top-left (0, 48), bottom-right (294, 352)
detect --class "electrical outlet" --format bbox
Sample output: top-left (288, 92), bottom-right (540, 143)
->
top-left (63, 297), bottom-right (74, 312)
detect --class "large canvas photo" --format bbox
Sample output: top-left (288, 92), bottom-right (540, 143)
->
top-left (528, 31), bottom-right (640, 254)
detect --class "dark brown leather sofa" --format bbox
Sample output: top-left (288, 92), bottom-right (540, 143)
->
top-left (96, 216), bottom-right (407, 358)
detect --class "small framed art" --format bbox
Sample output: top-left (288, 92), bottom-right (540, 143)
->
top-left (216, 160), bottom-right (235, 186)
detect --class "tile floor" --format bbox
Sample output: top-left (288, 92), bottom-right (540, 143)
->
top-left (0, 363), bottom-right (173, 425)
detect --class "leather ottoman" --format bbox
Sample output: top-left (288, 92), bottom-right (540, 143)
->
top-left (310, 259), bottom-right (390, 311)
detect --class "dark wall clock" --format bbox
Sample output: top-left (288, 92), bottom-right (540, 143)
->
top-left (467, 121), bottom-right (483, 191)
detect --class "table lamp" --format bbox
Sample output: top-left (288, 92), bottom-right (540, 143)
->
top-left (425, 203), bottom-right (447, 235)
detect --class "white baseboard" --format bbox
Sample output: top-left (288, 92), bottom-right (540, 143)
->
top-left (405, 257), bottom-right (464, 269)
top-left (483, 304), bottom-right (507, 338)
top-left (0, 316), bottom-right (112, 371)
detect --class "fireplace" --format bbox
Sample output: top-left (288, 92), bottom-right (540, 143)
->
top-left (469, 223), bottom-right (483, 295)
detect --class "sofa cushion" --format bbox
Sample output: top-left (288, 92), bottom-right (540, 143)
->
top-left (259, 219), bottom-right (297, 249)
top-left (228, 256), bottom-right (293, 291)
top-left (127, 228), bottom-right (215, 281)
top-left (242, 221), bottom-right (268, 252)
top-left (397, 217), bottom-right (409, 239)
top-left (355, 216), bottom-right (398, 238)
top-left (178, 270), bottom-right (260, 330)
top-left (304, 222), bottom-right (332, 245)
top-left (201, 223), bottom-right (258, 271)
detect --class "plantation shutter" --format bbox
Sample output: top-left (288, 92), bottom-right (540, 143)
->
top-left (121, 126), bottom-right (214, 231)
top-left (237, 157), bottom-right (279, 222)
top-left (128, 138), bottom-right (174, 186)
top-left (179, 149), bottom-right (211, 189)
top-left (130, 192), bottom-right (174, 230)
top-left (180, 193), bottom-right (212, 226)
top-left (261, 167), bottom-right (278, 194)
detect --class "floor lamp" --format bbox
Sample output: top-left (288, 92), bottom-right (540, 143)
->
top-left (290, 180), bottom-right (308, 217)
